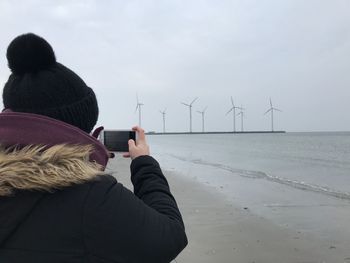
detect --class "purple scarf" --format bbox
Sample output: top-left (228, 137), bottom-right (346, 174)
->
top-left (0, 110), bottom-right (109, 170)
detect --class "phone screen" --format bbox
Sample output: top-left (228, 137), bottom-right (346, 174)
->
top-left (102, 130), bottom-right (136, 152)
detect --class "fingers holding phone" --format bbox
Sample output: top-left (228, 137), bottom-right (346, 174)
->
top-left (125, 126), bottom-right (150, 160)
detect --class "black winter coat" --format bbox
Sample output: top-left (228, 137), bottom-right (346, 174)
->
top-left (0, 144), bottom-right (187, 262)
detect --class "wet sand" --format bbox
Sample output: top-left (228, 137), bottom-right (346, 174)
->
top-left (107, 156), bottom-right (350, 263)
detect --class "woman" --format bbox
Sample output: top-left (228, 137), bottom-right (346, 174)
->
top-left (0, 33), bottom-right (187, 262)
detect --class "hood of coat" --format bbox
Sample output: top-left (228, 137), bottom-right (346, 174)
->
top-left (0, 144), bottom-right (105, 197)
top-left (0, 111), bottom-right (110, 169)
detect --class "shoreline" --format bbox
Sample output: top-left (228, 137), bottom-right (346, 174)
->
top-left (107, 156), bottom-right (350, 263)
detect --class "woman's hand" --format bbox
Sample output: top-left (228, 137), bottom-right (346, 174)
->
top-left (123, 126), bottom-right (150, 160)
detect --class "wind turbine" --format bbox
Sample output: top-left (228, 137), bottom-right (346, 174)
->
top-left (237, 105), bottom-right (245, 132)
top-left (225, 96), bottom-right (242, 132)
top-left (197, 106), bottom-right (208, 133)
top-left (181, 97), bottom-right (198, 133)
top-left (135, 94), bottom-right (144, 127)
top-left (159, 108), bottom-right (167, 133)
top-left (264, 98), bottom-right (282, 132)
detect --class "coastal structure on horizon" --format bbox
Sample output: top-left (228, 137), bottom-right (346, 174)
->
top-left (226, 96), bottom-right (242, 132)
top-left (264, 98), bottom-right (282, 132)
top-left (197, 106), bottom-right (208, 133)
top-left (159, 108), bottom-right (167, 133)
top-left (146, 130), bottom-right (286, 135)
top-left (134, 94), bottom-right (144, 127)
top-left (237, 105), bottom-right (245, 132)
top-left (181, 97), bottom-right (198, 133)
top-left (134, 94), bottom-right (285, 133)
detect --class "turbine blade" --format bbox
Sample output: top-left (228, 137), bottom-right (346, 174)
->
top-left (181, 102), bottom-right (190, 106)
top-left (134, 104), bottom-right (139, 113)
top-left (203, 106), bottom-right (208, 112)
top-left (190, 97), bottom-right (198, 105)
top-left (270, 98), bottom-right (272, 108)
top-left (230, 96), bottom-right (234, 107)
top-left (136, 93), bottom-right (139, 104)
top-left (197, 111), bottom-right (202, 114)
top-left (226, 107), bottom-right (233, 115)
top-left (274, 108), bottom-right (282, 112)
top-left (264, 108), bottom-right (272, 115)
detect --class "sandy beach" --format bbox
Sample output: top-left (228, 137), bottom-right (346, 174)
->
top-left (107, 156), bottom-right (350, 263)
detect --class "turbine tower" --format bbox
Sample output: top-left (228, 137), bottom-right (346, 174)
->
top-left (159, 108), bottom-right (167, 133)
top-left (226, 96), bottom-right (242, 132)
top-left (197, 106), bottom-right (208, 133)
top-left (181, 97), bottom-right (198, 133)
top-left (264, 98), bottom-right (282, 132)
top-left (237, 105), bottom-right (245, 132)
top-left (135, 94), bottom-right (144, 127)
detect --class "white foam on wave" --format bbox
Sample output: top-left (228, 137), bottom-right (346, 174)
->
top-left (169, 153), bottom-right (350, 201)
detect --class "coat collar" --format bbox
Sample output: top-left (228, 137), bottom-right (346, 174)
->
top-left (0, 111), bottom-right (110, 196)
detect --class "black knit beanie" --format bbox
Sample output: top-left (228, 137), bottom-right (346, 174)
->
top-left (2, 33), bottom-right (99, 134)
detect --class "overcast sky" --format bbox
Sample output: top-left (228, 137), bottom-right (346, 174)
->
top-left (1, 0), bottom-right (349, 132)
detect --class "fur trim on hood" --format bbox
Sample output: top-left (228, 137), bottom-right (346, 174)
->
top-left (0, 144), bottom-right (106, 196)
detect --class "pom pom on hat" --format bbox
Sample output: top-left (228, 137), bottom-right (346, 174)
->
top-left (7, 33), bottom-right (56, 74)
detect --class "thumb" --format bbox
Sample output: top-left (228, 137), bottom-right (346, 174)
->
top-left (128, 139), bottom-right (136, 149)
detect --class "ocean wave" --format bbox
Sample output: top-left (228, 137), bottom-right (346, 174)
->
top-left (169, 154), bottom-right (350, 201)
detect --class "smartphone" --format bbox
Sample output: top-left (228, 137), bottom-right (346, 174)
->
top-left (99, 130), bottom-right (136, 152)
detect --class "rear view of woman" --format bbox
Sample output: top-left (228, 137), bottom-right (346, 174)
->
top-left (0, 33), bottom-right (187, 263)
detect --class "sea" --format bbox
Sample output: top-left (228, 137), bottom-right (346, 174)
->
top-left (148, 132), bottom-right (350, 199)
top-left (147, 132), bottom-right (350, 244)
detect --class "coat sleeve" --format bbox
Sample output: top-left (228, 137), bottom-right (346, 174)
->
top-left (83, 155), bottom-right (188, 263)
